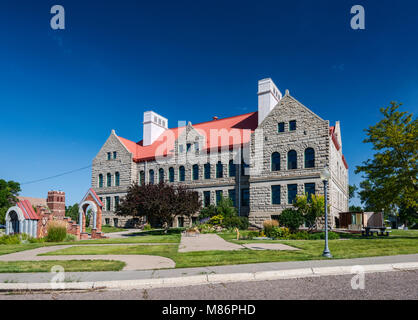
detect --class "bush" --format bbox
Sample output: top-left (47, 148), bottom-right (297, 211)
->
top-left (0, 233), bottom-right (40, 244)
top-left (269, 226), bottom-right (290, 239)
top-left (198, 205), bottom-right (217, 220)
top-left (46, 221), bottom-right (67, 242)
top-left (143, 224), bottom-right (152, 231)
top-left (263, 220), bottom-right (279, 237)
top-left (239, 231), bottom-right (260, 240)
top-left (223, 216), bottom-right (249, 230)
top-left (278, 209), bottom-right (304, 232)
top-left (64, 234), bottom-right (76, 242)
top-left (0, 234), bottom-right (22, 245)
top-left (209, 215), bottom-right (224, 225)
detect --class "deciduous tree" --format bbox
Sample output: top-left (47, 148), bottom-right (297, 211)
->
top-left (355, 102), bottom-right (417, 219)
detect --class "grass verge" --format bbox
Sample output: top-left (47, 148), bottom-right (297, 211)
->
top-left (0, 260), bottom-right (125, 273)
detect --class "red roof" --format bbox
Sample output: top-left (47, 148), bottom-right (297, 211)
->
top-left (342, 155), bottom-right (349, 169)
top-left (329, 126), bottom-right (348, 169)
top-left (117, 112), bottom-right (258, 162)
top-left (17, 200), bottom-right (40, 220)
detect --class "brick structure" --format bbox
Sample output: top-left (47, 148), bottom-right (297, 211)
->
top-left (46, 191), bottom-right (66, 219)
top-left (92, 78), bottom-right (349, 229)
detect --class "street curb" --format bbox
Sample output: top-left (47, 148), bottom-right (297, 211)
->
top-left (0, 262), bottom-right (417, 292)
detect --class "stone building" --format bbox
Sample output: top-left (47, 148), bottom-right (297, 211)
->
top-left (92, 78), bottom-right (349, 228)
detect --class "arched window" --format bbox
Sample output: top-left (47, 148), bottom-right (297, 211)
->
top-left (287, 150), bottom-right (297, 170)
top-left (149, 170), bottom-right (154, 185)
top-left (192, 164), bottom-right (199, 181)
top-left (169, 167), bottom-right (174, 182)
top-left (107, 173), bottom-right (112, 187)
top-left (159, 168), bottom-right (164, 183)
top-left (216, 161), bottom-right (223, 178)
top-left (139, 171), bottom-right (145, 185)
top-left (271, 152), bottom-right (281, 171)
top-left (304, 148), bottom-right (315, 168)
top-left (229, 160), bottom-right (236, 177)
top-left (179, 166), bottom-right (185, 181)
top-left (98, 174), bottom-right (103, 188)
top-left (115, 172), bottom-right (120, 186)
top-left (204, 163), bottom-right (211, 179)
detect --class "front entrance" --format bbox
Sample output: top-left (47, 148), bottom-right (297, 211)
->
top-left (9, 211), bottom-right (20, 234)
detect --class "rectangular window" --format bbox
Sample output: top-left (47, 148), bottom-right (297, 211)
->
top-left (228, 189), bottom-right (236, 207)
top-left (241, 188), bottom-right (249, 207)
top-left (203, 191), bottom-right (211, 207)
top-left (192, 217), bottom-right (198, 225)
top-left (194, 142), bottom-right (199, 151)
top-left (105, 218), bottom-right (110, 225)
top-left (271, 185), bottom-right (281, 205)
top-left (107, 152), bottom-right (111, 160)
top-left (113, 151), bottom-right (117, 159)
top-left (179, 145), bottom-right (184, 153)
top-left (289, 120), bottom-right (296, 131)
top-left (278, 122), bottom-right (285, 133)
top-left (113, 218), bottom-right (118, 227)
top-left (287, 184), bottom-right (298, 204)
top-left (271, 215), bottom-right (280, 222)
top-left (186, 143), bottom-right (192, 152)
top-left (216, 190), bottom-right (223, 205)
top-left (204, 164), bottom-right (211, 179)
top-left (106, 197), bottom-right (111, 211)
top-left (305, 183), bottom-right (315, 202)
top-left (114, 196), bottom-right (120, 211)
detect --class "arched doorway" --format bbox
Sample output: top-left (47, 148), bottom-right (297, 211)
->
top-left (8, 211), bottom-right (20, 234)
top-left (78, 201), bottom-right (98, 233)
top-left (78, 188), bottom-right (104, 239)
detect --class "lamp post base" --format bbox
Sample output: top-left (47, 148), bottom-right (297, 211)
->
top-left (322, 251), bottom-right (333, 258)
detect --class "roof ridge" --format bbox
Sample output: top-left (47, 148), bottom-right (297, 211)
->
top-left (118, 111), bottom-right (258, 146)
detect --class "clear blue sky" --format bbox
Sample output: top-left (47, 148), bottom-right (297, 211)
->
top-left (0, 0), bottom-right (417, 206)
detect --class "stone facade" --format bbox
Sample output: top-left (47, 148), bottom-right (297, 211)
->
top-left (92, 79), bottom-right (349, 228)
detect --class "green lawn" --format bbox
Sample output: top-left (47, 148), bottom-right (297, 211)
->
top-left (1, 229), bottom-right (417, 272)
top-left (86, 226), bottom-right (125, 234)
top-left (0, 260), bottom-right (125, 273)
top-left (40, 230), bottom-right (418, 269)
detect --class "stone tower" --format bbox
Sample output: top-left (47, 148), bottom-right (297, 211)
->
top-left (47, 191), bottom-right (65, 219)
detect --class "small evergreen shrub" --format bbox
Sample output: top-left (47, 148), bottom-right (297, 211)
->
top-left (278, 209), bottom-right (304, 233)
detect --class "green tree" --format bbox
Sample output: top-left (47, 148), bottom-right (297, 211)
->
top-left (349, 185), bottom-right (357, 200)
top-left (355, 102), bottom-right (417, 221)
top-left (398, 203), bottom-right (418, 228)
top-left (349, 205), bottom-right (364, 212)
top-left (293, 194), bottom-right (325, 231)
top-left (116, 182), bottom-right (201, 233)
top-left (65, 204), bottom-right (79, 223)
top-left (0, 180), bottom-right (21, 224)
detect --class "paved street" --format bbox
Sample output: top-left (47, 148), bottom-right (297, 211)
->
top-left (1, 270), bottom-right (417, 300)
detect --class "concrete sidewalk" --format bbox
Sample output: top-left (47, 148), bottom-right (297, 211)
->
top-left (0, 254), bottom-right (417, 291)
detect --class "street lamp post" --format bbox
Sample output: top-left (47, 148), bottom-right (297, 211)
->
top-left (320, 165), bottom-right (332, 258)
